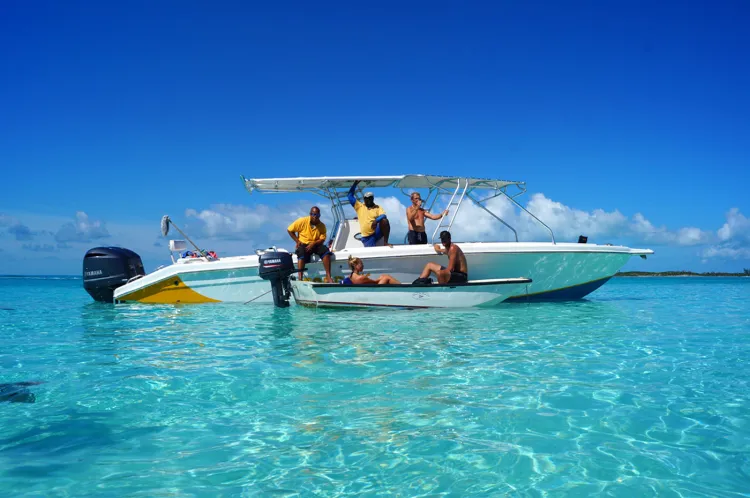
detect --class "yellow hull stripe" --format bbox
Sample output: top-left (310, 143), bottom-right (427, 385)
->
top-left (116, 276), bottom-right (220, 304)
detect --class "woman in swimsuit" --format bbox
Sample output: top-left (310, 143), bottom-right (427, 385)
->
top-left (346, 256), bottom-right (400, 285)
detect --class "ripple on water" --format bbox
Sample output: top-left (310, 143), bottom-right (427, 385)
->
top-left (0, 277), bottom-right (749, 496)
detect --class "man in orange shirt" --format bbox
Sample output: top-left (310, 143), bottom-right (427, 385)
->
top-left (287, 206), bottom-right (333, 282)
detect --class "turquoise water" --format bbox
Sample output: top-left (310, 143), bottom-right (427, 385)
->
top-left (1, 277), bottom-right (749, 496)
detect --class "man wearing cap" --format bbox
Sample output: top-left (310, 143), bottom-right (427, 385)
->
top-left (347, 180), bottom-right (392, 247)
top-left (287, 206), bottom-right (334, 282)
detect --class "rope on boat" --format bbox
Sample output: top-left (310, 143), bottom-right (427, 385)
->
top-left (244, 289), bottom-right (271, 305)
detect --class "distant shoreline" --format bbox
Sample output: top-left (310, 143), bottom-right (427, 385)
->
top-left (616, 271), bottom-right (750, 277)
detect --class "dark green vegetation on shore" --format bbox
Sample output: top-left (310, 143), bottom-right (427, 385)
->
top-left (617, 269), bottom-right (750, 277)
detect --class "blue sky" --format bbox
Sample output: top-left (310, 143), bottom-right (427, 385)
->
top-left (1, 0), bottom-right (748, 274)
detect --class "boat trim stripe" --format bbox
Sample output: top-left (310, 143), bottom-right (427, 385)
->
top-left (507, 276), bottom-right (612, 299)
top-left (297, 300), bottom-right (432, 309)
top-left (302, 277), bottom-right (531, 288)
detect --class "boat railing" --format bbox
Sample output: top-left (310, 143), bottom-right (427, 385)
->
top-left (501, 191), bottom-right (556, 244)
top-left (431, 177), bottom-right (469, 243)
top-left (243, 174), bottom-right (557, 246)
top-left (466, 192), bottom-right (519, 242)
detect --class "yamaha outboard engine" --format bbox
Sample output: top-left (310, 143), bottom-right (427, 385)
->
top-left (258, 250), bottom-right (295, 307)
top-left (83, 247), bottom-right (145, 302)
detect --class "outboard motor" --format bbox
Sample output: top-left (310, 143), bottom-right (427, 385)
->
top-left (83, 247), bottom-right (145, 302)
top-left (258, 250), bottom-right (295, 307)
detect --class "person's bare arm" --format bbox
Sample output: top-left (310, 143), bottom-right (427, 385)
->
top-left (407, 206), bottom-right (418, 223)
top-left (308, 233), bottom-right (326, 248)
top-left (288, 230), bottom-right (301, 248)
top-left (423, 209), bottom-right (448, 221)
top-left (351, 273), bottom-right (378, 284)
top-left (433, 243), bottom-right (445, 254)
top-left (447, 246), bottom-right (458, 272)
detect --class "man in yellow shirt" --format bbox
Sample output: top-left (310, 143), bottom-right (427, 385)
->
top-left (348, 180), bottom-right (392, 247)
top-left (287, 206), bottom-right (333, 282)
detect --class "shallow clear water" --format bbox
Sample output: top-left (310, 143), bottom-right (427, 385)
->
top-left (1, 276), bottom-right (749, 496)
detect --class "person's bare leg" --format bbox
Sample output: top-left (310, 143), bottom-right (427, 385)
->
top-left (322, 254), bottom-right (333, 283)
top-left (377, 274), bottom-right (400, 284)
top-left (297, 258), bottom-right (305, 280)
top-left (419, 262), bottom-right (442, 279)
top-left (436, 269), bottom-right (451, 284)
top-left (379, 218), bottom-right (392, 247)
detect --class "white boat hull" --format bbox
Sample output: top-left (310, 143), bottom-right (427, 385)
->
top-left (291, 278), bottom-right (532, 309)
top-left (308, 242), bottom-right (645, 301)
top-left (113, 255), bottom-right (268, 304)
top-left (113, 242), bottom-right (650, 304)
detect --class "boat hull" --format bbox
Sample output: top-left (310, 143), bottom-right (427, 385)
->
top-left (113, 256), bottom-right (269, 304)
top-left (113, 243), bottom-right (650, 304)
top-left (291, 279), bottom-right (531, 309)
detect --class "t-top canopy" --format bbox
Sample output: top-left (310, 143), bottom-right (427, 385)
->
top-left (243, 174), bottom-right (524, 194)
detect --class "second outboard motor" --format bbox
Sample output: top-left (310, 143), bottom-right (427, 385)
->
top-left (258, 250), bottom-right (295, 307)
top-left (83, 247), bottom-right (145, 302)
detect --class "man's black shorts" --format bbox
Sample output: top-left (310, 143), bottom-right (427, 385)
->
top-left (295, 243), bottom-right (330, 263)
top-left (407, 230), bottom-right (428, 245)
top-left (448, 271), bottom-right (468, 284)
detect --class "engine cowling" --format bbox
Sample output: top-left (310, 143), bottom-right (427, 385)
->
top-left (258, 250), bottom-right (295, 307)
top-left (83, 247), bottom-right (145, 302)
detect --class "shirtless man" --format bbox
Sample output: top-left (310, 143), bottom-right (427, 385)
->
top-left (405, 192), bottom-right (448, 245)
top-left (417, 230), bottom-right (468, 284)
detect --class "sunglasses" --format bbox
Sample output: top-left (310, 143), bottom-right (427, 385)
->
top-left (309, 213), bottom-right (320, 217)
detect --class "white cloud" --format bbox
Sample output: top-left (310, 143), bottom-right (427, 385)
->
top-left (701, 245), bottom-right (750, 260)
top-left (54, 212), bottom-right (110, 243)
top-left (3, 195), bottom-right (743, 274)
top-left (8, 223), bottom-right (35, 241)
top-left (185, 197), bottom-right (412, 244)
top-left (0, 214), bottom-right (16, 227)
top-left (526, 194), bottom-right (629, 240)
top-left (628, 214), bottom-right (711, 246)
top-left (675, 227), bottom-right (710, 246)
top-left (22, 243), bottom-right (57, 252)
top-left (375, 196), bottom-right (410, 242)
top-left (185, 204), bottom-right (271, 239)
top-left (431, 193), bottom-right (709, 246)
top-left (701, 208), bottom-right (750, 261)
top-left (184, 201), bottom-right (314, 241)
top-left (717, 208), bottom-right (750, 242)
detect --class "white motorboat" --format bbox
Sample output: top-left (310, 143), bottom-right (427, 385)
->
top-left (289, 278), bottom-right (533, 309)
top-left (83, 175), bottom-right (653, 304)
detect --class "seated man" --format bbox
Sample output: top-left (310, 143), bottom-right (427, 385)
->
top-left (406, 191), bottom-right (448, 244)
top-left (345, 256), bottom-right (400, 285)
top-left (348, 180), bottom-right (392, 247)
top-left (417, 230), bottom-right (468, 284)
top-left (287, 206), bottom-right (333, 282)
